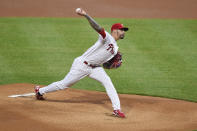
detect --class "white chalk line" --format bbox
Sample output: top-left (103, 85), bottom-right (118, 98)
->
top-left (8, 93), bottom-right (35, 98)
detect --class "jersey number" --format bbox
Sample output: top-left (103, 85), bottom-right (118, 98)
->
top-left (107, 44), bottom-right (114, 54)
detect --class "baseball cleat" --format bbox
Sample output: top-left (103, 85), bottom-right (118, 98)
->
top-left (34, 86), bottom-right (45, 100)
top-left (113, 110), bottom-right (125, 118)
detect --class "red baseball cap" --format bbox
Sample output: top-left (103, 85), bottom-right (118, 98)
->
top-left (111, 23), bottom-right (129, 32)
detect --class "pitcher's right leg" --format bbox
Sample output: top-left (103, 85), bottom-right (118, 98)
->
top-left (39, 69), bottom-right (87, 95)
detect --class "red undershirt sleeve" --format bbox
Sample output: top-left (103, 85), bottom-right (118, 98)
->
top-left (98, 28), bottom-right (106, 39)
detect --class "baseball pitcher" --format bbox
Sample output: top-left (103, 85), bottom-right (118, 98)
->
top-left (35, 8), bottom-right (129, 118)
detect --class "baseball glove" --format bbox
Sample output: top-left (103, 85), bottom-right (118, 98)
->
top-left (103, 52), bottom-right (122, 69)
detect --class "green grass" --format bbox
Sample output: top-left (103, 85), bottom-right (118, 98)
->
top-left (0, 17), bottom-right (197, 102)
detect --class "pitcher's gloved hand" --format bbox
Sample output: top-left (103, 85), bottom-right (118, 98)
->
top-left (103, 52), bottom-right (122, 69)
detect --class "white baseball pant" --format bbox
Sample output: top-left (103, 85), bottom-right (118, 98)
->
top-left (39, 57), bottom-right (121, 110)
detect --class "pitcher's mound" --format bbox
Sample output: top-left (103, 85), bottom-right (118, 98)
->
top-left (0, 83), bottom-right (197, 131)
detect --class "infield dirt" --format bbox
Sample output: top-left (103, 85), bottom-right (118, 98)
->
top-left (0, 0), bottom-right (197, 19)
top-left (0, 83), bottom-right (197, 131)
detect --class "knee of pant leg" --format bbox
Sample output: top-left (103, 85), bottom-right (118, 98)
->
top-left (56, 80), bottom-right (67, 90)
top-left (59, 79), bottom-right (73, 89)
top-left (101, 76), bottom-right (113, 87)
top-left (102, 77), bottom-right (117, 96)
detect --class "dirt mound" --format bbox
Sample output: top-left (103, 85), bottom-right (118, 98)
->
top-left (0, 83), bottom-right (197, 131)
top-left (0, 0), bottom-right (197, 18)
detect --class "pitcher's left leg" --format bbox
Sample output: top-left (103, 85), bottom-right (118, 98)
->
top-left (88, 67), bottom-right (120, 110)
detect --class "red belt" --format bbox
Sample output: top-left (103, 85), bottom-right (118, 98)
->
top-left (84, 61), bottom-right (100, 68)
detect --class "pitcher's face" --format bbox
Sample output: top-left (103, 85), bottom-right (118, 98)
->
top-left (117, 29), bottom-right (125, 39)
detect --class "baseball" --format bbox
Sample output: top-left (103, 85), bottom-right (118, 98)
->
top-left (75, 8), bottom-right (81, 13)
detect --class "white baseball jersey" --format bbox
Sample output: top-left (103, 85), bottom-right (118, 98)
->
top-left (80, 30), bottom-right (119, 65)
